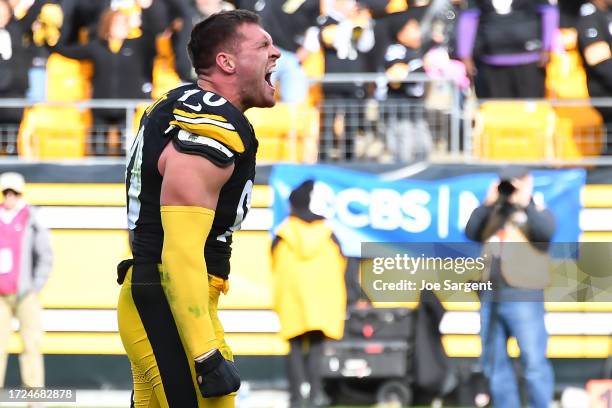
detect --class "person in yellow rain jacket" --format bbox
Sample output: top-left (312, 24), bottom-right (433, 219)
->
top-left (271, 180), bottom-right (347, 408)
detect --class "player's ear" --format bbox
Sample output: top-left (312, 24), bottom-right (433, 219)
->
top-left (216, 52), bottom-right (236, 74)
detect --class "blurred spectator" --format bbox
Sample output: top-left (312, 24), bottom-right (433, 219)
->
top-left (456, 0), bottom-right (559, 98)
top-left (419, 0), bottom-right (462, 53)
top-left (382, 9), bottom-right (432, 161)
top-left (357, 0), bottom-right (418, 72)
top-left (259, 0), bottom-right (321, 104)
top-left (271, 180), bottom-right (347, 408)
top-left (558, 0), bottom-right (584, 29)
top-left (0, 0), bottom-right (29, 128)
top-left (119, 0), bottom-right (165, 86)
top-left (157, 0), bottom-right (199, 82)
top-left (13, 0), bottom-right (64, 101)
top-left (232, 0), bottom-right (259, 12)
top-left (193, 0), bottom-right (234, 19)
top-left (52, 8), bottom-right (153, 155)
top-left (65, 0), bottom-right (170, 81)
top-left (162, 0), bottom-right (236, 81)
top-left (576, 0), bottom-right (612, 130)
top-left (0, 172), bottom-right (53, 389)
top-left (319, 0), bottom-right (375, 160)
top-left (465, 166), bottom-right (555, 408)
top-left (56, 0), bottom-right (106, 45)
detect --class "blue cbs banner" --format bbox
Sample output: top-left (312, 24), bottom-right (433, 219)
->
top-left (270, 164), bottom-right (586, 257)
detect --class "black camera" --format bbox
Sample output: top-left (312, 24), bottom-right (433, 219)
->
top-left (497, 180), bottom-right (517, 197)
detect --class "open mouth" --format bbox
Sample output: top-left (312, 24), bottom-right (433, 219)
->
top-left (264, 68), bottom-right (275, 89)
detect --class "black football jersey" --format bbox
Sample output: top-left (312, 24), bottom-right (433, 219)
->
top-left (126, 83), bottom-right (258, 279)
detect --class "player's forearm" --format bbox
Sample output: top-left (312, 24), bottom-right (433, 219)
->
top-left (160, 205), bottom-right (218, 359)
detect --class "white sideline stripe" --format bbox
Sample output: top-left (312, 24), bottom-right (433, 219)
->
top-left (439, 311), bottom-right (612, 335)
top-left (11, 309), bottom-right (280, 333)
top-left (38, 206), bottom-right (127, 229)
top-left (580, 208), bottom-right (612, 231)
top-left (32, 207), bottom-right (612, 232)
top-left (9, 309), bottom-right (612, 336)
top-left (37, 207), bottom-right (273, 230)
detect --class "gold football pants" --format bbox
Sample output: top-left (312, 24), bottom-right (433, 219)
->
top-left (117, 263), bottom-right (235, 408)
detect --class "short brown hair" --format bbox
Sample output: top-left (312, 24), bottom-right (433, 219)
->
top-left (97, 9), bottom-right (125, 41)
top-left (188, 9), bottom-right (260, 73)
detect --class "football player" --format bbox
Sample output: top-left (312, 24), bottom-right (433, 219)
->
top-left (117, 10), bottom-right (280, 408)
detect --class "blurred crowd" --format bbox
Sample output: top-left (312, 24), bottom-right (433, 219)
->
top-left (0, 0), bottom-right (610, 157)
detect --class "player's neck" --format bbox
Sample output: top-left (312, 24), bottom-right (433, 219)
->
top-left (196, 78), bottom-right (245, 113)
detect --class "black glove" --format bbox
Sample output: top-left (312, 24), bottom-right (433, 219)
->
top-left (195, 349), bottom-right (241, 398)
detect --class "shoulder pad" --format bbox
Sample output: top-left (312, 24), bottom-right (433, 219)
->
top-left (172, 129), bottom-right (235, 168)
top-left (170, 88), bottom-right (246, 154)
top-left (580, 3), bottom-right (596, 16)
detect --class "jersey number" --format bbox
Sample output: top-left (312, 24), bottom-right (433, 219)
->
top-left (127, 126), bottom-right (145, 230)
top-left (217, 180), bottom-right (253, 242)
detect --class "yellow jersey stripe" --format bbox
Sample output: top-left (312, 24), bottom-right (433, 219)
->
top-left (170, 120), bottom-right (245, 153)
top-left (172, 108), bottom-right (228, 123)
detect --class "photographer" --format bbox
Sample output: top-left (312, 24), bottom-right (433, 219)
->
top-left (465, 166), bottom-right (555, 408)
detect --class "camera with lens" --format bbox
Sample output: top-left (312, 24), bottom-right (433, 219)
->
top-left (497, 180), bottom-right (517, 198)
top-left (495, 180), bottom-right (518, 214)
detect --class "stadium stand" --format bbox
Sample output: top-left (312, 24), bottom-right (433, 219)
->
top-left (246, 103), bottom-right (320, 163)
top-left (545, 29), bottom-right (590, 100)
top-left (17, 104), bottom-right (90, 159)
top-left (474, 101), bottom-right (556, 161)
top-left (45, 53), bottom-right (92, 102)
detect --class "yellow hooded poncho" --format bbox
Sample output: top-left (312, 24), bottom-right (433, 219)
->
top-left (271, 217), bottom-right (347, 341)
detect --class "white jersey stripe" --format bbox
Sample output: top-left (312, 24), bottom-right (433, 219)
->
top-left (177, 130), bottom-right (234, 158)
top-left (173, 114), bottom-right (237, 130)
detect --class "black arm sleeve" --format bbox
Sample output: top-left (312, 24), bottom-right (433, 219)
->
top-left (464, 205), bottom-right (493, 242)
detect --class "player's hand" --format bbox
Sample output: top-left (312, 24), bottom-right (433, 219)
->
top-left (195, 349), bottom-right (241, 398)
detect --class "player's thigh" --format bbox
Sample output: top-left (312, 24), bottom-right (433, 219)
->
top-left (118, 278), bottom-right (168, 408)
top-left (129, 263), bottom-right (201, 407)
